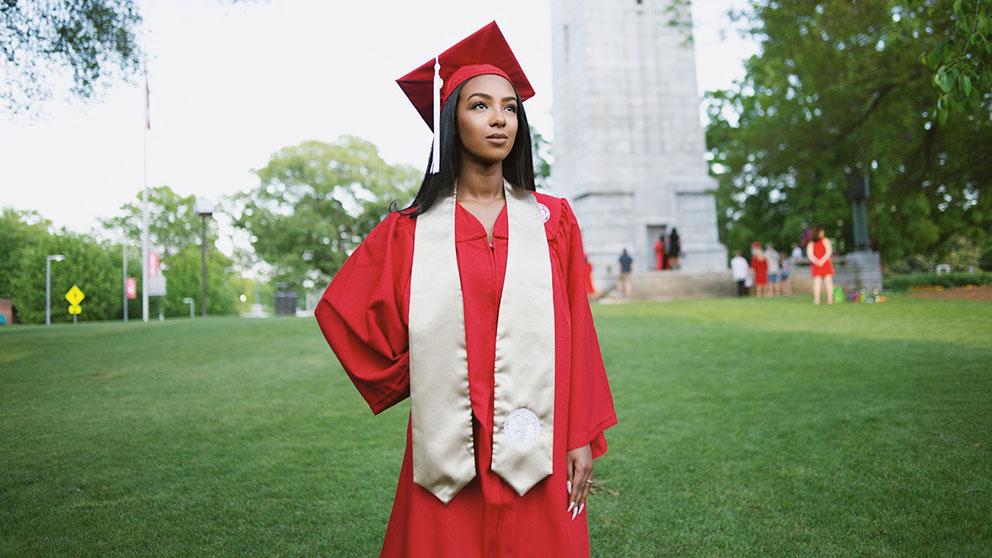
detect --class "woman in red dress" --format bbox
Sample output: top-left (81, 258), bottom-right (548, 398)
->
top-left (654, 235), bottom-right (666, 270)
top-left (806, 225), bottom-right (835, 304)
top-left (314, 22), bottom-right (616, 558)
top-left (750, 242), bottom-right (769, 297)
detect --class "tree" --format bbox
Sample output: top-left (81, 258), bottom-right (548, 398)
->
top-left (8, 228), bottom-right (134, 324)
top-left (1, 0), bottom-right (143, 114)
top-left (0, 208), bottom-right (51, 297)
top-left (705, 0), bottom-right (992, 265)
top-left (157, 244), bottom-right (239, 317)
top-left (101, 185), bottom-right (214, 259)
top-left (921, 0), bottom-right (992, 122)
top-left (230, 136), bottom-right (420, 288)
top-left (531, 126), bottom-right (552, 190)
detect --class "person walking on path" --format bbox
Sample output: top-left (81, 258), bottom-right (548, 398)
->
top-left (806, 225), bottom-right (835, 304)
top-left (667, 228), bottom-right (681, 270)
top-left (730, 250), bottom-right (750, 297)
top-left (314, 22), bottom-right (617, 557)
top-left (617, 248), bottom-right (634, 298)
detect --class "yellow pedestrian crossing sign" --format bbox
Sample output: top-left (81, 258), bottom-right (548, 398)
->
top-left (66, 285), bottom-right (85, 315)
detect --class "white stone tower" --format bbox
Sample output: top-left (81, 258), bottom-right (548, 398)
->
top-left (550, 0), bottom-right (726, 282)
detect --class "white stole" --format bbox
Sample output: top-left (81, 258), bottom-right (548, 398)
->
top-left (408, 182), bottom-right (555, 503)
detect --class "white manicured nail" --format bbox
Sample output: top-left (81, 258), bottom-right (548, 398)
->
top-left (567, 501), bottom-right (574, 513)
top-left (571, 506), bottom-right (578, 520)
top-left (567, 481), bottom-right (572, 494)
top-left (578, 503), bottom-right (585, 516)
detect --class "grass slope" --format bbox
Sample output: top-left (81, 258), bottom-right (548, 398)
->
top-left (1, 295), bottom-right (989, 557)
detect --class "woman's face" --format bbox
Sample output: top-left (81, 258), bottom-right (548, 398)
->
top-left (456, 74), bottom-right (518, 165)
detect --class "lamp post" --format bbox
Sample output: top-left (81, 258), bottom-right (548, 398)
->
top-left (182, 297), bottom-right (195, 319)
top-left (45, 254), bottom-right (66, 325)
top-left (239, 293), bottom-right (247, 314)
top-left (195, 197), bottom-right (214, 318)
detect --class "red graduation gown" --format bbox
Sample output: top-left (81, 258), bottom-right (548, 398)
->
top-left (315, 192), bottom-right (618, 558)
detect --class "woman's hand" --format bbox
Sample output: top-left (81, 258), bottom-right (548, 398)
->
top-left (566, 444), bottom-right (593, 520)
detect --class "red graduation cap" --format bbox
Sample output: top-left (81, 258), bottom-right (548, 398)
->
top-left (397, 21), bottom-right (535, 131)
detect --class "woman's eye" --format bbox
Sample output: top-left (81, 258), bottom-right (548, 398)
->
top-left (505, 104), bottom-right (517, 113)
top-left (472, 102), bottom-right (487, 110)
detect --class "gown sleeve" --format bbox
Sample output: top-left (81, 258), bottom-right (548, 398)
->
top-left (314, 213), bottom-right (413, 415)
top-left (560, 199), bottom-right (618, 459)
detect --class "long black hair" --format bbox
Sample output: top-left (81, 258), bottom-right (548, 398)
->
top-left (400, 80), bottom-right (535, 217)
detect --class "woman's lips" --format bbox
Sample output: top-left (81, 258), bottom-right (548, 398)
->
top-left (486, 134), bottom-right (508, 145)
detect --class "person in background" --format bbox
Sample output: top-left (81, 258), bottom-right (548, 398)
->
top-left (779, 249), bottom-right (793, 295)
top-left (790, 242), bottom-right (804, 262)
top-left (800, 222), bottom-right (811, 250)
top-left (730, 250), bottom-right (750, 297)
top-left (750, 242), bottom-right (769, 297)
top-left (806, 225), bottom-right (835, 304)
top-left (667, 228), bottom-right (681, 270)
top-left (765, 242), bottom-right (780, 296)
top-left (585, 255), bottom-right (597, 302)
top-left (654, 234), bottom-right (665, 270)
top-left (617, 248), bottom-right (633, 298)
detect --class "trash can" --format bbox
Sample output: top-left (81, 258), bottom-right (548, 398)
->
top-left (274, 283), bottom-right (298, 316)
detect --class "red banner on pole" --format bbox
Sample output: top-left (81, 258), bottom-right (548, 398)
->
top-left (148, 251), bottom-right (160, 276)
top-left (126, 278), bottom-right (137, 300)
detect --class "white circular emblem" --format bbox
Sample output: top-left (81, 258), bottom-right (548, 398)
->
top-left (537, 202), bottom-right (551, 223)
top-left (503, 408), bottom-right (542, 449)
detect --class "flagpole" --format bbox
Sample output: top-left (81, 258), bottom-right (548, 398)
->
top-left (142, 68), bottom-right (150, 322)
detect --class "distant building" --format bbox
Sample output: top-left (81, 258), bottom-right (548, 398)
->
top-left (550, 0), bottom-right (726, 285)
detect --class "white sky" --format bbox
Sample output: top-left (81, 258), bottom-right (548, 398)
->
top-left (0, 0), bottom-right (757, 255)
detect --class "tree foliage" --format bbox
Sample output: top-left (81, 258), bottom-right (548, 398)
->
top-left (101, 185), bottom-right (215, 259)
top-left (0, 208), bottom-right (51, 297)
top-left (8, 227), bottom-right (138, 324)
top-left (230, 136), bottom-right (420, 288)
top-left (3, 203), bottom-right (238, 323)
top-left (1, 0), bottom-right (143, 113)
top-left (706, 0), bottom-right (992, 267)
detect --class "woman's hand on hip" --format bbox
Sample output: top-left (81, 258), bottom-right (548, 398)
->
top-left (566, 444), bottom-right (593, 520)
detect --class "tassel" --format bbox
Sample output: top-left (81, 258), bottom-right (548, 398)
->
top-left (430, 56), bottom-right (442, 174)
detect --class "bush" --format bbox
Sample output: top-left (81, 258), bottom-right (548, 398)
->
top-left (883, 271), bottom-right (992, 291)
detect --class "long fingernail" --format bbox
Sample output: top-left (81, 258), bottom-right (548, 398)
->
top-left (578, 503), bottom-right (585, 516)
top-left (567, 501), bottom-right (574, 513)
top-left (571, 506), bottom-right (578, 520)
top-left (567, 481), bottom-right (572, 494)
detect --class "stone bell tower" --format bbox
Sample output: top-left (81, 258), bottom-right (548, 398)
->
top-left (550, 0), bottom-right (726, 282)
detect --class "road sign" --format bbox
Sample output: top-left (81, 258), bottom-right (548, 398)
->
top-left (126, 277), bottom-right (137, 299)
top-left (65, 285), bottom-right (85, 306)
top-left (146, 275), bottom-right (167, 296)
top-left (69, 304), bottom-right (81, 314)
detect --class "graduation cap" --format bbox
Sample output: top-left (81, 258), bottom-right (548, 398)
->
top-left (397, 21), bottom-right (535, 173)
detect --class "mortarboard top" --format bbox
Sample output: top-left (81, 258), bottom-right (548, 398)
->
top-left (397, 21), bottom-right (535, 131)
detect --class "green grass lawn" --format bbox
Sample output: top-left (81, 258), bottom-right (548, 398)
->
top-left (1, 295), bottom-right (990, 557)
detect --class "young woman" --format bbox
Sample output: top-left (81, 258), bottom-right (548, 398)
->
top-left (806, 226), bottom-right (835, 304)
top-left (314, 22), bottom-right (617, 557)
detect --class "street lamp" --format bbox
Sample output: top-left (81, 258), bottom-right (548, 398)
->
top-left (239, 293), bottom-right (247, 314)
top-left (45, 254), bottom-right (66, 325)
top-left (195, 197), bottom-right (214, 318)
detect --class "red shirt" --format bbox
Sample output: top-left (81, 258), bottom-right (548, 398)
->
top-left (315, 192), bottom-right (617, 557)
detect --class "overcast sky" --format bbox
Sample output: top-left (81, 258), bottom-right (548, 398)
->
top-left (0, 0), bottom-right (757, 251)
